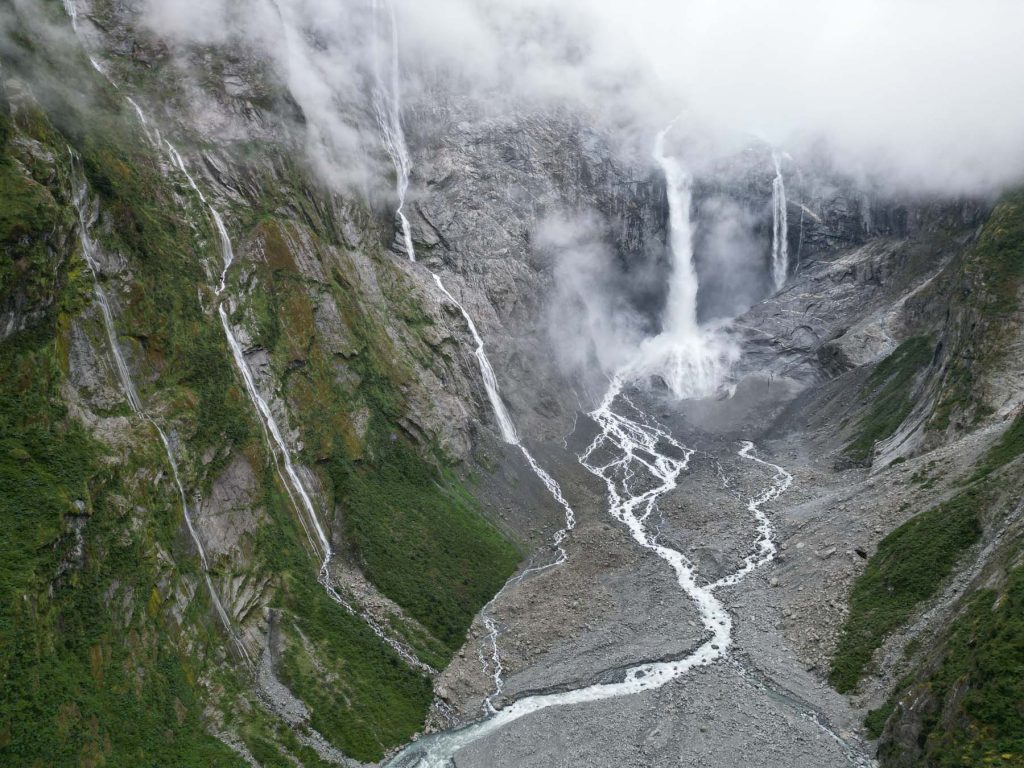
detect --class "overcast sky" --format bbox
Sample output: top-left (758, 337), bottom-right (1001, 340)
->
top-left (141, 0), bottom-right (1024, 194)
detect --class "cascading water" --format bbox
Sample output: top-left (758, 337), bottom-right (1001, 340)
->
top-left (655, 128), bottom-right (700, 339)
top-left (58, 0), bottom-right (433, 668)
top-left (628, 125), bottom-right (738, 399)
top-left (62, 0), bottom-right (112, 80)
top-left (61, 5), bottom-right (856, 763)
top-left (771, 152), bottom-right (789, 291)
top-left (383, 118), bottom-right (808, 767)
top-left (372, 0), bottom-right (416, 262)
top-left (371, 0), bottom-right (577, 709)
top-left (162, 141), bottom-right (434, 675)
top-left (69, 161), bottom-right (251, 667)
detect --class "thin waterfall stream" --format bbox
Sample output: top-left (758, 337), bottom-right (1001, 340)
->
top-left (60, 0), bottom-right (433, 674)
top-left (69, 157), bottom-right (252, 668)
top-left (163, 140), bottom-right (436, 676)
top-left (372, 0), bottom-right (577, 712)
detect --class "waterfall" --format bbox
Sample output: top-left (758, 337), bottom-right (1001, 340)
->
top-left (860, 191), bottom-right (873, 237)
top-left (372, 0), bottom-right (416, 262)
top-left (628, 124), bottom-right (738, 400)
top-left (430, 276), bottom-right (518, 444)
top-left (69, 161), bottom-right (251, 667)
top-left (372, 0), bottom-right (576, 709)
top-left (56, 0), bottom-right (436, 661)
top-left (771, 152), bottom-right (789, 291)
top-left (163, 142), bottom-right (433, 673)
top-left (61, 0), bottom-right (111, 80)
top-left (655, 127), bottom-right (699, 337)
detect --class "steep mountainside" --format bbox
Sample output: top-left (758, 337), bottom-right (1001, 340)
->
top-left (2, 2), bottom-right (1023, 768)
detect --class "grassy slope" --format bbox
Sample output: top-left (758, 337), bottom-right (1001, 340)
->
top-left (237, 215), bottom-right (521, 664)
top-left (829, 190), bottom-right (1024, 765)
top-left (4, 5), bottom-right (528, 761)
top-left (833, 189), bottom-right (1024, 694)
top-left (0, 100), bottom-right (244, 764)
top-left (844, 336), bottom-right (935, 463)
top-left (0, 29), bottom-right (466, 765)
top-left (829, 488), bottom-right (984, 692)
top-left (875, 566), bottom-right (1024, 767)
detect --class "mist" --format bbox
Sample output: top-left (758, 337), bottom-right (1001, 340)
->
top-left (538, 212), bottom-right (646, 379)
top-left (398, 0), bottom-right (1024, 194)
top-left (133, 0), bottom-right (1024, 195)
top-left (55, 0), bottom-right (1024, 395)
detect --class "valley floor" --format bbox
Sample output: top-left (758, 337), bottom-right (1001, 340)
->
top-left (396, 386), bottom-right (891, 767)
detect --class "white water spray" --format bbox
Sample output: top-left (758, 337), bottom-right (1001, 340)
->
top-left (70, 164), bottom-right (251, 667)
top-left (629, 125), bottom-right (738, 399)
top-left (771, 152), bottom-right (789, 291)
top-left (655, 128), bottom-right (699, 338)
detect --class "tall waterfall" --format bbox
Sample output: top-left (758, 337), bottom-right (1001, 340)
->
top-left (655, 127), bottom-right (700, 337)
top-left (628, 124), bottom-right (738, 400)
top-left (70, 161), bottom-right (251, 667)
top-left (771, 152), bottom-right (789, 291)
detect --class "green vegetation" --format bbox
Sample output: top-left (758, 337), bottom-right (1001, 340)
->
top-left (0, 76), bottom-right (249, 765)
top-left (865, 701), bottom-right (896, 740)
top-left (240, 211), bottom-right (521, 660)
top-left (932, 190), bottom-right (1024, 430)
top-left (829, 488), bottom-right (984, 692)
top-left (845, 337), bottom-right (935, 463)
top-left (971, 411), bottom-right (1024, 482)
top-left (875, 566), bottom-right (1024, 766)
top-left (0, 99), bottom-right (71, 322)
top-left (0, 354), bottom-right (244, 765)
top-left (2, 9), bottom-right (524, 762)
top-left (330, 416), bottom-right (520, 652)
top-left (252, 493), bottom-right (433, 762)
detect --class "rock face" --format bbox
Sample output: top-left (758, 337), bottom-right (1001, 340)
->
top-left (4, 3), bottom-right (1024, 768)
top-left (408, 104), bottom-right (672, 438)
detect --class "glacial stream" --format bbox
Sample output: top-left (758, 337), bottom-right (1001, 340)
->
top-left (385, 376), bottom-right (796, 767)
top-left (372, 8), bottom-right (809, 764)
